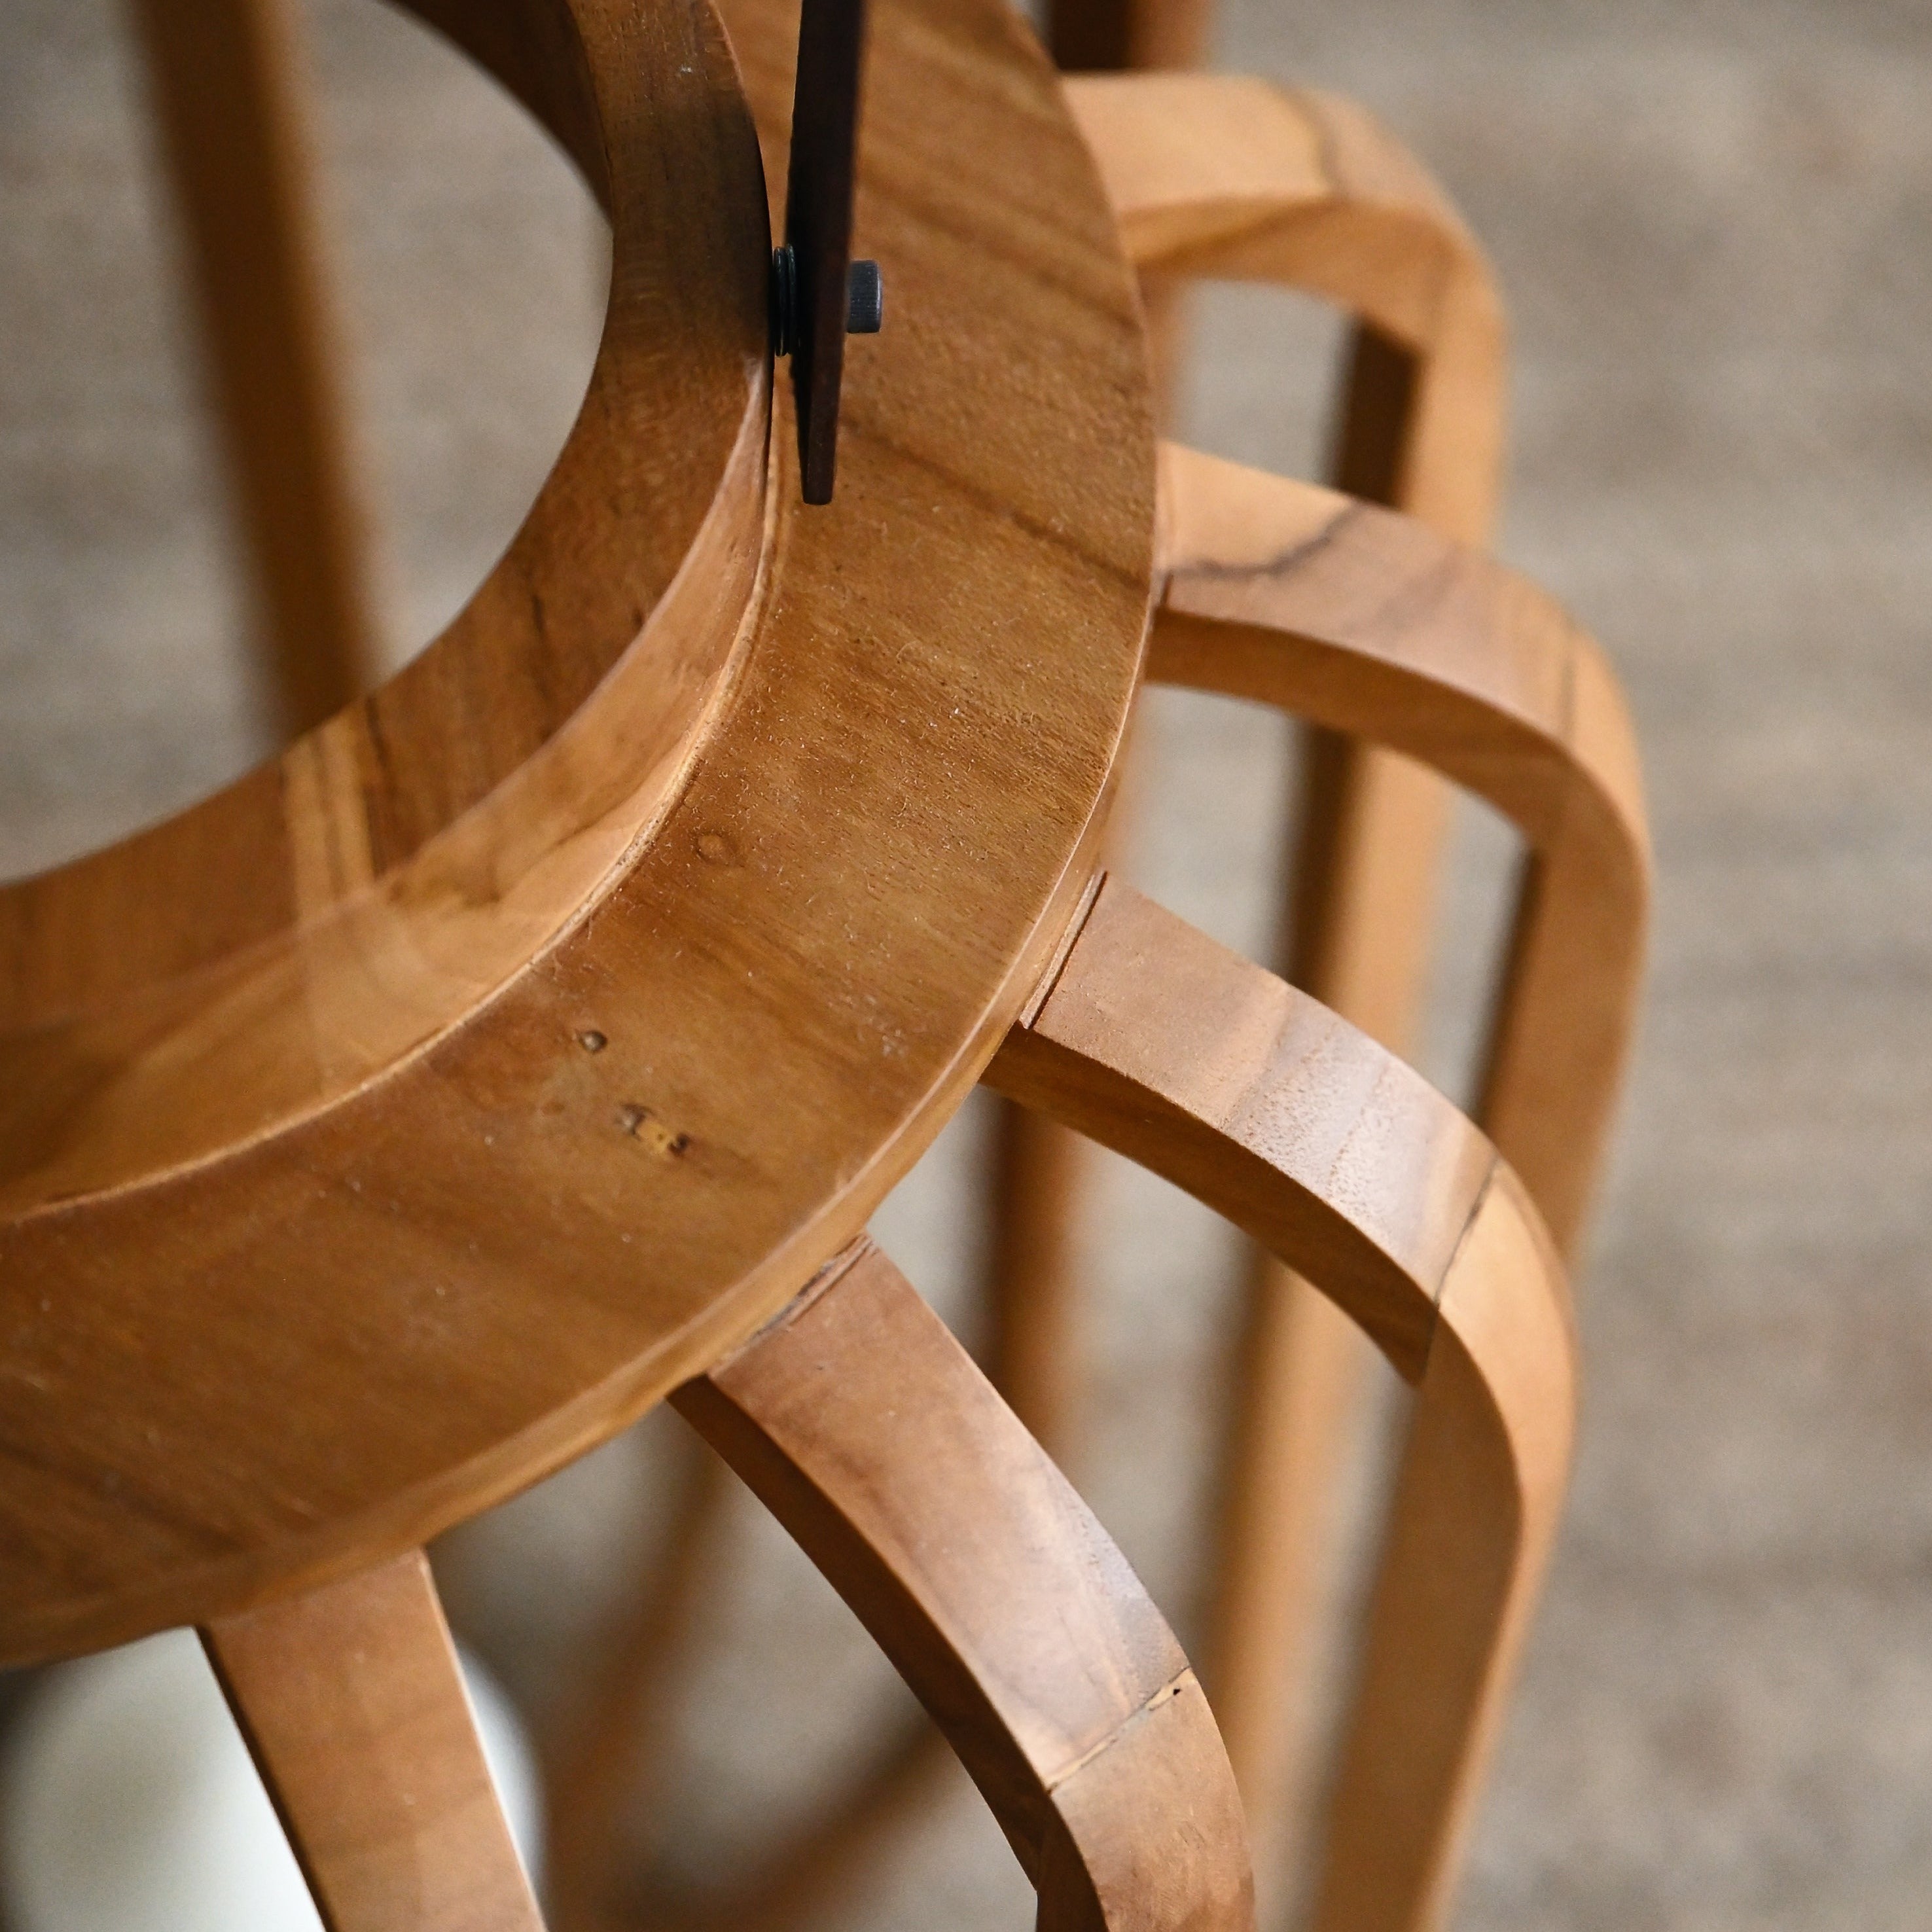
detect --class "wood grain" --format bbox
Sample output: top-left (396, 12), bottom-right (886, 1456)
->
top-left (625, 432), bottom-right (1637, 1926)
top-left (203, 1549), bottom-right (541, 1932)
top-left (1000, 67), bottom-right (1510, 1471)
top-left (987, 77), bottom-right (1497, 1468)
top-left (1312, 1160), bottom-right (1573, 1932)
top-left (1151, 439), bottom-right (1641, 1908)
top-left (1152, 441), bottom-right (1649, 1253)
top-left (990, 882), bottom-right (1495, 1380)
top-left (128, 0), bottom-right (378, 738)
top-left (1065, 79), bottom-right (1516, 1905)
top-left (1072, 64), bottom-right (1504, 1113)
top-left (0, 0), bottom-right (1152, 1662)
top-left (987, 877), bottom-right (1576, 1932)
top-left (7, 12), bottom-right (1600, 1927)
top-left (674, 1238), bottom-right (1254, 1932)
top-left (1069, 69), bottom-right (1505, 546)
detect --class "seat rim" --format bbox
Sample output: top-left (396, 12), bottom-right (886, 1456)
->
top-left (0, 0), bottom-right (776, 1214)
top-left (0, 0), bottom-right (1154, 1662)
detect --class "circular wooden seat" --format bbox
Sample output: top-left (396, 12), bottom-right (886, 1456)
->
top-left (0, 4), bottom-right (1619, 1929)
top-left (0, 0), bottom-right (1152, 1664)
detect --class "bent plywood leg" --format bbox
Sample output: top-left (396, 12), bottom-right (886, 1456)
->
top-left (546, 1435), bottom-right (954, 1932)
top-left (986, 878), bottom-right (1576, 1932)
top-left (1310, 1162), bottom-right (1571, 1932)
top-left (1068, 73), bottom-right (1506, 546)
top-left (202, 1549), bottom-right (543, 1932)
top-left (637, 1723), bottom-right (954, 1932)
top-left (673, 1238), bottom-right (1255, 1932)
top-left (1066, 75), bottom-right (1508, 1065)
top-left (1202, 1268), bottom-right (1369, 1907)
top-left (985, 1098), bottom-right (1090, 1458)
top-left (1061, 82), bottom-right (1509, 1884)
top-left (1151, 443), bottom-right (1644, 1908)
top-left (1046, 0), bottom-right (1212, 77)
top-left (129, 0), bottom-right (377, 737)
top-left (1071, 69), bottom-right (1509, 1138)
top-left (1151, 442), bottom-right (1650, 1255)
top-left (1043, 0), bottom-right (1213, 407)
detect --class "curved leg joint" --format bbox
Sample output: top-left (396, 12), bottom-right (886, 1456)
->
top-left (987, 878), bottom-right (1577, 1932)
top-left (673, 1238), bottom-right (1255, 1932)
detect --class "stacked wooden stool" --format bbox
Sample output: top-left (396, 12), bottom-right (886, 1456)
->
top-left (0, 0), bottom-right (1646, 1929)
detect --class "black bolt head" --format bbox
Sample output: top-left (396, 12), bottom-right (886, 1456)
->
top-left (846, 259), bottom-right (884, 334)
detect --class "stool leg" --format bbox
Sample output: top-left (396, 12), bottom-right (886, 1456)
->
top-left (1149, 441), bottom-right (1649, 1257)
top-left (546, 333), bottom-right (1631, 1932)
top-left (545, 80), bottom-right (1561, 1932)
top-left (675, 1238), bottom-right (1255, 1932)
top-left (984, 1098), bottom-right (1090, 1459)
top-left (202, 1549), bottom-right (542, 1932)
top-left (1045, 92), bottom-right (1509, 1901)
top-left (1045, 0), bottom-right (1213, 98)
top-left (1148, 442), bottom-right (1645, 1908)
top-left (543, 1449), bottom-right (954, 1932)
top-left (128, 0), bottom-right (378, 738)
top-left (987, 877), bottom-right (1577, 1932)
top-left (1310, 1164), bottom-right (1569, 1932)
top-left (1069, 78), bottom-right (1509, 550)
top-left (204, 1238), bottom-right (1257, 1932)
top-left (1202, 1270), bottom-right (1370, 1909)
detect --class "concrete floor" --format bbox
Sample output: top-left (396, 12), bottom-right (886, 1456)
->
top-left (3, 1), bottom-right (1930, 1927)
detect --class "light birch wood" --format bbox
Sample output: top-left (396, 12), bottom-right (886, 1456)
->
top-left (1152, 441), bottom-right (1649, 1255)
top-left (10, 12), bottom-right (1618, 1928)
top-left (1152, 442), bottom-right (1644, 1906)
top-left (206, 1236), bottom-right (1262, 1932)
top-left (5, 0), bottom-right (1269, 1919)
top-left (565, 206), bottom-right (1615, 1932)
top-left (992, 73), bottom-right (1509, 1512)
top-left (1069, 72), bottom-right (1505, 546)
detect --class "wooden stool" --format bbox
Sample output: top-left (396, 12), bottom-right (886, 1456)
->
top-left (3, 0), bottom-right (1600, 1927)
top-left (529, 35), bottom-right (1645, 1932)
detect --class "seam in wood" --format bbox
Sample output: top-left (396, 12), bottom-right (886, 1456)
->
top-left (1160, 500), bottom-right (1363, 594)
top-left (696, 1234), bottom-right (877, 1376)
top-left (1018, 868), bottom-right (1109, 1029)
top-left (1432, 1153), bottom-right (1499, 1315)
top-left (1041, 1664), bottom-right (1196, 1794)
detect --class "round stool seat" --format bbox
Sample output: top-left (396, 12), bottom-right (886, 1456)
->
top-left (0, 0), bottom-right (1153, 1664)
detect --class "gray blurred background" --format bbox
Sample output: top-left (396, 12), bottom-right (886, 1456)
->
top-left (3, 1), bottom-right (1931, 1927)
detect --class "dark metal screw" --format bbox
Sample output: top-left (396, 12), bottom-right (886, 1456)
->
top-left (769, 245), bottom-right (883, 356)
top-left (770, 243), bottom-right (798, 357)
top-left (845, 259), bottom-right (883, 334)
